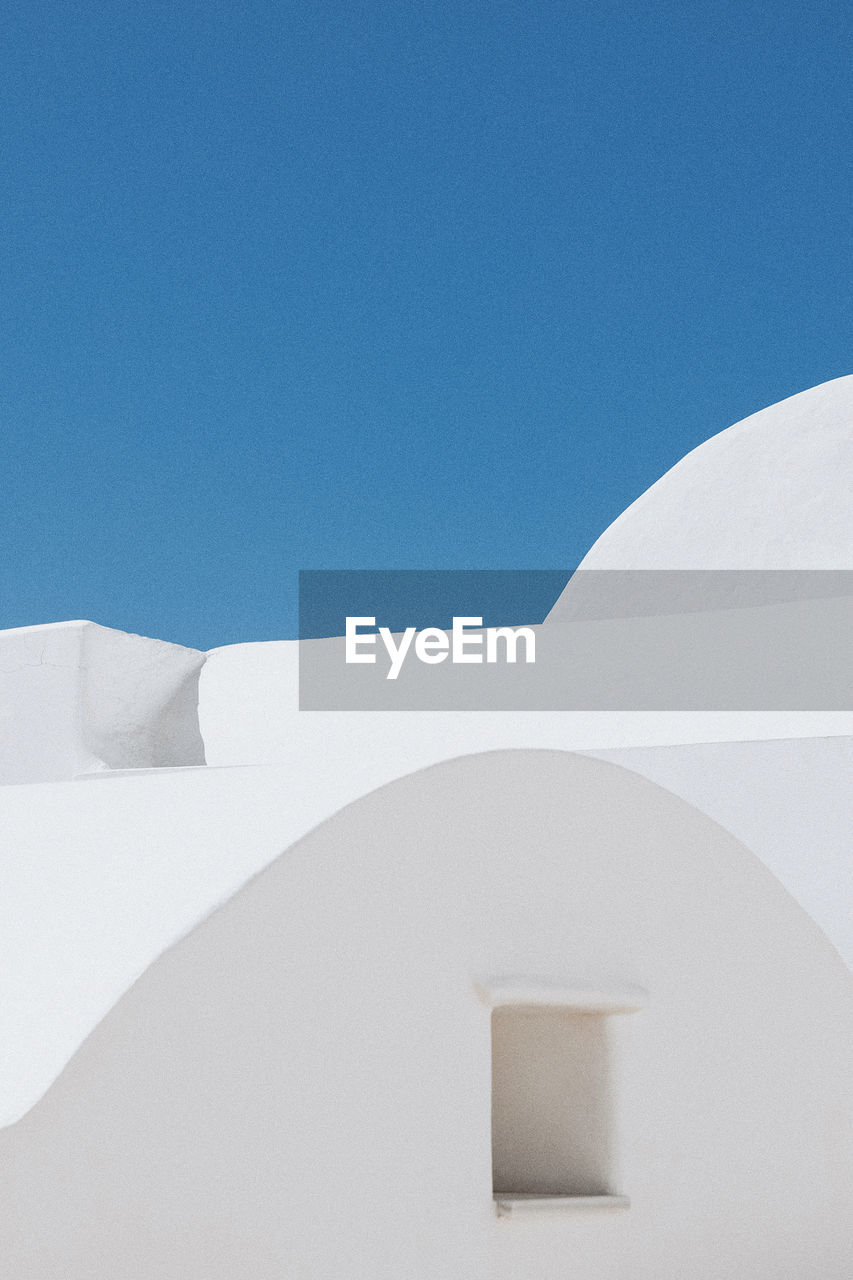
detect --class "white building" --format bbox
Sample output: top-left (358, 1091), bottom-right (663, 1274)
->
top-left (1, 377), bottom-right (851, 1278)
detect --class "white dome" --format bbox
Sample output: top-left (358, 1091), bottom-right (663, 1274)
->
top-left (573, 375), bottom-right (853, 570)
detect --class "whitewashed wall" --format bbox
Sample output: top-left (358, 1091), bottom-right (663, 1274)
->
top-left (1, 752), bottom-right (850, 1280)
top-left (0, 621), bottom-right (204, 783)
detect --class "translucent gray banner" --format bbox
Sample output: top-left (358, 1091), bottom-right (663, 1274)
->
top-left (298, 571), bottom-right (853, 711)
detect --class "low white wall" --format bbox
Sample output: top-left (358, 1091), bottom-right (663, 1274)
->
top-left (0, 622), bottom-right (205, 783)
top-left (198, 636), bottom-right (853, 768)
top-left (0, 623), bottom-right (92, 783)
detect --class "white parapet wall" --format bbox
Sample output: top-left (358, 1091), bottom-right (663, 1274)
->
top-left (0, 621), bottom-right (206, 784)
top-left (198, 634), bottom-right (853, 774)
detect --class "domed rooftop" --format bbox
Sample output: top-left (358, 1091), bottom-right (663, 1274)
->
top-left (569, 375), bottom-right (853, 572)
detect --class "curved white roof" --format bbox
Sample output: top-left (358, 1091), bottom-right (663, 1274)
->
top-left (567, 375), bottom-right (853, 572)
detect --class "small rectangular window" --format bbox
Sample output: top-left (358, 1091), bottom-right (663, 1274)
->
top-left (491, 1005), bottom-right (615, 1199)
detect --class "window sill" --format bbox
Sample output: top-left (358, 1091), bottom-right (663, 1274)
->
top-left (494, 1194), bottom-right (630, 1218)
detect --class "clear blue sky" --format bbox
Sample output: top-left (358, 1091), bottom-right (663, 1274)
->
top-left (2, 1), bottom-right (851, 649)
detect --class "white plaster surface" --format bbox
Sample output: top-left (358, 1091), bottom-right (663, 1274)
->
top-left (0, 762), bottom-right (334, 1127)
top-left (199, 634), bottom-right (853, 766)
top-left (0, 621), bottom-right (205, 784)
top-left (0, 752), bottom-right (850, 1279)
top-left (549, 374), bottom-right (853, 579)
top-left (196, 641), bottom-right (853, 979)
top-left (584, 735), bottom-right (853, 970)
top-left (0, 368), bottom-right (851, 1276)
top-left (0, 622), bottom-right (92, 783)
